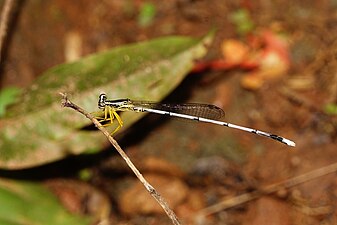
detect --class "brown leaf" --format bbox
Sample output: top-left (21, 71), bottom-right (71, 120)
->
top-left (119, 174), bottom-right (188, 215)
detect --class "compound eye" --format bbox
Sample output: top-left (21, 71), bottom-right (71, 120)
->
top-left (98, 93), bottom-right (107, 108)
top-left (99, 93), bottom-right (106, 100)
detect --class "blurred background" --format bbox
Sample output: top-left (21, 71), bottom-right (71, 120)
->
top-left (1, 0), bottom-right (337, 225)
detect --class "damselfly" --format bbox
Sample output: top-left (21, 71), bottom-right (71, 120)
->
top-left (95, 93), bottom-right (295, 147)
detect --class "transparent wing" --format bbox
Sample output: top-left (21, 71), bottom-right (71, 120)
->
top-left (130, 101), bottom-right (225, 120)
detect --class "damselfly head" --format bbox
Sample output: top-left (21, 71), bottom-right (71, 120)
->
top-left (98, 93), bottom-right (107, 109)
top-left (98, 94), bottom-right (132, 109)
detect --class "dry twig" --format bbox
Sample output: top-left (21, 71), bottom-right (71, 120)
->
top-left (198, 161), bottom-right (337, 217)
top-left (60, 93), bottom-right (181, 225)
top-left (0, 0), bottom-right (15, 62)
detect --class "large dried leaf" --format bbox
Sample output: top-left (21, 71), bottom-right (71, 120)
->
top-left (0, 33), bottom-right (213, 169)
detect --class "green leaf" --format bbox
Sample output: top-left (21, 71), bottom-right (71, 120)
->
top-left (0, 87), bottom-right (22, 118)
top-left (229, 9), bottom-right (255, 36)
top-left (0, 32), bottom-right (214, 169)
top-left (0, 179), bottom-right (91, 225)
top-left (138, 2), bottom-right (156, 27)
top-left (324, 103), bottom-right (337, 115)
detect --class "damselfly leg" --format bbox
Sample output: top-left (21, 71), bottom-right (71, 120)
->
top-left (92, 105), bottom-right (124, 135)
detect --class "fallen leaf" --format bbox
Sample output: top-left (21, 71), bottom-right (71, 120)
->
top-left (221, 39), bottom-right (249, 65)
top-left (141, 157), bottom-right (185, 178)
top-left (119, 174), bottom-right (188, 215)
top-left (244, 197), bottom-right (291, 225)
top-left (240, 72), bottom-right (264, 90)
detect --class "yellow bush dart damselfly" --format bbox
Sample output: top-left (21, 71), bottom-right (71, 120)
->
top-left (94, 93), bottom-right (295, 147)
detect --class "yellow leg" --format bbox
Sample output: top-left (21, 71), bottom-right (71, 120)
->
top-left (111, 110), bottom-right (123, 135)
top-left (108, 107), bottom-right (115, 124)
top-left (91, 106), bottom-right (124, 135)
top-left (92, 108), bottom-right (111, 122)
top-left (104, 106), bottom-right (124, 135)
top-left (113, 111), bottom-right (123, 127)
top-left (105, 106), bottom-right (109, 121)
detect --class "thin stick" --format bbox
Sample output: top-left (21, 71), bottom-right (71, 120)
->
top-left (198, 161), bottom-right (337, 216)
top-left (60, 93), bottom-right (181, 225)
top-left (0, 0), bottom-right (15, 62)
